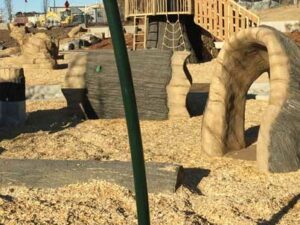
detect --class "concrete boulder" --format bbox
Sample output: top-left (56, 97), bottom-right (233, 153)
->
top-left (201, 26), bottom-right (300, 173)
top-left (68, 25), bottom-right (87, 38)
top-left (0, 47), bottom-right (21, 58)
top-left (0, 26), bottom-right (56, 69)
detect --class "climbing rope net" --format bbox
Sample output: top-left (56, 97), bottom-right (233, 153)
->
top-left (162, 15), bottom-right (186, 51)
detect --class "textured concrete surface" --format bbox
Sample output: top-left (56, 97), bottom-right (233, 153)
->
top-left (26, 85), bottom-right (64, 100)
top-left (202, 26), bottom-right (300, 173)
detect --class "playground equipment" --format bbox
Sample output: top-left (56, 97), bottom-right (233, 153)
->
top-left (194, 0), bottom-right (260, 41)
top-left (201, 26), bottom-right (300, 173)
top-left (63, 49), bottom-right (193, 120)
top-left (63, 49), bottom-right (172, 120)
top-left (125, 0), bottom-right (260, 50)
top-left (1, 1), bottom-right (155, 224)
top-left (0, 26), bottom-right (56, 70)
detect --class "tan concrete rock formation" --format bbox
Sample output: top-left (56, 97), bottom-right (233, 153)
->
top-left (0, 67), bottom-right (23, 82)
top-left (202, 26), bottom-right (300, 173)
top-left (0, 47), bottom-right (21, 58)
top-left (167, 51), bottom-right (192, 119)
top-left (68, 25), bottom-right (86, 38)
top-left (8, 24), bottom-right (27, 46)
top-left (64, 53), bottom-right (87, 89)
top-left (21, 32), bottom-right (55, 70)
top-left (0, 25), bottom-right (55, 70)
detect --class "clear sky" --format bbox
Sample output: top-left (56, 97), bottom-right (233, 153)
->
top-left (0, 0), bottom-right (101, 13)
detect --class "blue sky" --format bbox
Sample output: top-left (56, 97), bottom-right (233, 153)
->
top-left (0, 0), bottom-right (101, 13)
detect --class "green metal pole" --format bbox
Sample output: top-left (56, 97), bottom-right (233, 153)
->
top-left (102, 1), bottom-right (150, 225)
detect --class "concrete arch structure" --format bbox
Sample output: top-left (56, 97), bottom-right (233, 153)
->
top-left (201, 26), bottom-right (300, 173)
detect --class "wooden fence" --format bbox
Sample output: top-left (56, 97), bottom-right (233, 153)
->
top-left (125, 0), bottom-right (193, 17)
top-left (194, 0), bottom-right (260, 41)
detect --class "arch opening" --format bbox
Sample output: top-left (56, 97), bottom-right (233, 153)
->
top-left (201, 27), bottom-right (300, 173)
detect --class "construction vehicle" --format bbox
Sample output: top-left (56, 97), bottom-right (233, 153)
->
top-left (40, 8), bottom-right (88, 28)
top-left (43, 11), bottom-right (61, 27)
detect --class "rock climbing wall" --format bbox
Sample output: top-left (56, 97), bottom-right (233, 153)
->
top-left (201, 26), bottom-right (300, 173)
top-left (146, 15), bottom-right (201, 63)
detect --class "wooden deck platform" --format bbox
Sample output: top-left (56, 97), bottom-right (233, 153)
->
top-left (125, 0), bottom-right (193, 17)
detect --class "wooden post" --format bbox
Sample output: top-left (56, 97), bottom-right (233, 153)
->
top-left (125, 0), bottom-right (129, 17)
top-left (224, 1), bottom-right (228, 40)
top-left (144, 15), bottom-right (148, 49)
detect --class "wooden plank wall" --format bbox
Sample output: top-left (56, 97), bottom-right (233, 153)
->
top-left (194, 0), bottom-right (260, 41)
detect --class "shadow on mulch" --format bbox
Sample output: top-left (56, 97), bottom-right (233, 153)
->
top-left (0, 147), bottom-right (5, 154)
top-left (182, 168), bottom-right (210, 195)
top-left (54, 63), bottom-right (68, 70)
top-left (0, 194), bottom-right (14, 202)
top-left (0, 108), bottom-right (84, 142)
top-left (257, 193), bottom-right (300, 225)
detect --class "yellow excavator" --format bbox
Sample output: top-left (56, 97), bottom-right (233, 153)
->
top-left (40, 10), bottom-right (87, 28)
top-left (37, 10), bottom-right (74, 28)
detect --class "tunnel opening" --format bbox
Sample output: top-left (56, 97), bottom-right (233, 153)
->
top-left (201, 26), bottom-right (300, 172)
top-left (222, 42), bottom-right (270, 161)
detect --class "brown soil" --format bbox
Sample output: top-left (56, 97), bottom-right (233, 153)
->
top-left (90, 34), bottom-right (134, 50)
top-left (0, 30), bottom-right (18, 48)
top-left (0, 26), bottom-right (73, 50)
top-left (28, 26), bottom-right (73, 40)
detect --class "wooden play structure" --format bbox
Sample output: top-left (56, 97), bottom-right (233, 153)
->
top-left (124, 0), bottom-right (260, 49)
top-left (195, 0), bottom-right (260, 40)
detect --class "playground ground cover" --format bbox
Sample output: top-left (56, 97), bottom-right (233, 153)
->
top-left (0, 94), bottom-right (300, 224)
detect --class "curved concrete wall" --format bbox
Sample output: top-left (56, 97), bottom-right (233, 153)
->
top-left (201, 26), bottom-right (300, 173)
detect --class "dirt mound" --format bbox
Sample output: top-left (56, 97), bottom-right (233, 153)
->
top-left (89, 34), bottom-right (134, 50)
top-left (28, 27), bottom-right (73, 40)
top-left (0, 30), bottom-right (18, 48)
